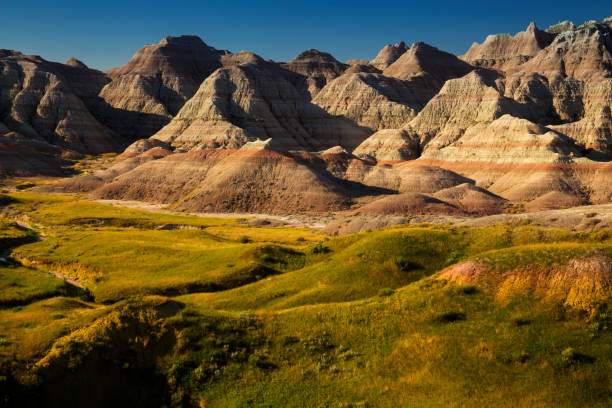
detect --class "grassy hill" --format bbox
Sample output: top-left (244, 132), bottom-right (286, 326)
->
top-left (0, 192), bottom-right (610, 407)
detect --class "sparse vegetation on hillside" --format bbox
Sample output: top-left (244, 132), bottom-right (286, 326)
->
top-left (0, 193), bottom-right (610, 407)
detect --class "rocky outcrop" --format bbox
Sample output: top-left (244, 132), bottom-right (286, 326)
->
top-left (546, 21), bottom-right (576, 34)
top-left (356, 193), bottom-right (465, 216)
top-left (370, 41), bottom-right (409, 70)
top-left (433, 183), bottom-right (507, 214)
top-left (461, 23), bottom-right (555, 73)
top-left (124, 138), bottom-right (172, 154)
top-left (344, 161), bottom-right (473, 193)
top-left (283, 49), bottom-right (347, 98)
top-left (93, 35), bottom-right (229, 141)
top-left (421, 115), bottom-right (583, 164)
top-left (0, 140), bottom-right (66, 177)
top-left (0, 50), bottom-right (118, 154)
top-left (352, 129), bottom-right (420, 161)
top-left (383, 42), bottom-right (474, 82)
top-left (409, 70), bottom-right (515, 149)
top-left (519, 23), bottom-right (612, 81)
top-left (312, 73), bottom-right (425, 130)
top-left (89, 148), bottom-right (360, 213)
top-left (152, 63), bottom-right (370, 151)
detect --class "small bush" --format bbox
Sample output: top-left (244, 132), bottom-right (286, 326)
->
top-left (15, 183), bottom-right (36, 191)
top-left (561, 347), bottom-right (595, 364)
top-left (443, 251), bottom-right (464, 267)
top-left (434, 311), bottom-right (466, 324)
top-left (79, 287), bottom-right (95, 302)
top-left (249, 351), bottom-right (277, 370)
top-left (260, 254), bottom-right (275, 263)
top-left (0, 195), bottom-right (15, 206)
top-left (378, 288), bottom-right (394, 297)
top-left (310, 243), bottom-right (330, 255)
top-left (455, 285), bottom-right (478, 295)
top-left (296, 237), bottom-right (306, 242)
top-left (239, 236), bottom-right (251, 244)
top-left (512, 318), bottom-right (532, 327)
top-left (505, 350), bottom-right (530, 364)
top-left (395, 256), bottom-right (423, 272)
top-left (280, 335), bottom-right (299, 346)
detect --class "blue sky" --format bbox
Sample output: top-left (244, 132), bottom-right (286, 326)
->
top-left (2, 1), bottom-right (611, 71)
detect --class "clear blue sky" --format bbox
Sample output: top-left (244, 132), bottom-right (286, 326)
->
top-left (2, 1), bottom-right (611, 71)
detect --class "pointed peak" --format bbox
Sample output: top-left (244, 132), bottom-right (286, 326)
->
top-left (65, 58), bottom-right (88, 69)
top-left (526, 22), bottom-right (538, 33)
top-left (370, 41), bottom-right (409, 68)
top-left (383, 41), bottom-right (409, 52)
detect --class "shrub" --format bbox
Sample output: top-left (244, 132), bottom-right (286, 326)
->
top-left (249, 351), bottom-right (277, 370)
top-left (310, 243), bottom-right (330, 255)
top-left (561, 347), bottom-right (595, 364)
top-left (260, 254), bottom-right (275, 263)
top-left (378, 288), bottom-right (395, 297)
top-left (512, 318), bottom-right (532, 327)
top-left (394, 256), bottom-right (423, 272)
top-left (455, 285), bottom-right (478, 295)
top-left (0, 195), bottom-right (15, 206)
top-left (15, 182), bottom-right (35, 191)
top-left (239, 236), bottom-right (251, 244)
top-left (443, 251), bottom-right (464, 267)
top-left (79, 287), bottom-right (95, 302)
top-left (434, 311), bottom-right (466, 324)
top-left (280, 335), bottom-right (299, 346)
top-left (296, 237), bottom-right (306, 242)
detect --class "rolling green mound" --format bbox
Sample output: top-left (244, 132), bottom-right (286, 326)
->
top-left (0, 193), bottom-right (610, 407)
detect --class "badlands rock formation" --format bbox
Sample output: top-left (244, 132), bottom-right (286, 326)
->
top-left (461, 23), bottom-right (555, 73)
top-left (383, 42), bottom-right (474, 83)
top-left (352, 129), bottom-right (420, 161)
top-left (283, 49), bottom-right (347, 98)
top-left (151, 62), bottom-right (370, 151)
top-left (312, 73), bottom-right (424, 130)
top-left (89, 146), bottom-right (370, 213)
top-left (4, 17), bottom-right (612, 219)
top-left (421, 114), bottom-right (582, 164)
top-left (370, 41), bottom-right (409, 70)
top-left (93, 35), bottom-right (230, 140)
top-left (0, 50), bottom-right (118, 162)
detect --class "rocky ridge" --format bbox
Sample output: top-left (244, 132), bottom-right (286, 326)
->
top-left (3, 17), bottom-right (612, 218)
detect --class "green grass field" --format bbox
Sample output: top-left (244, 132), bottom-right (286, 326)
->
top-left (0, 192), bottom-right (610, 407)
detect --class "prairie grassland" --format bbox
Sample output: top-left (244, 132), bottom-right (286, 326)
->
top-left (190, 276), bottom-right (611, 408)
top-left (13, 228), bottom-right (310, 302)
top-left (180, 226), bottom-right (611, 311)
top-left (0, 265), bottom-right (68, 306)
top-left (0, 297), bottom-right (104, 361)
top-left (4, 192), bottom-right (237, 227)
top-left (0, 192), bottom-right (610, 407)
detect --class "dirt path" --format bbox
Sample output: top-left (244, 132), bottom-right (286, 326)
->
top-left (95, 199), bottom-right (335, 228)
top-left (47, 269), bottom-right (84, 292)
top-left (2, 219), bottom-right (84, 292)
